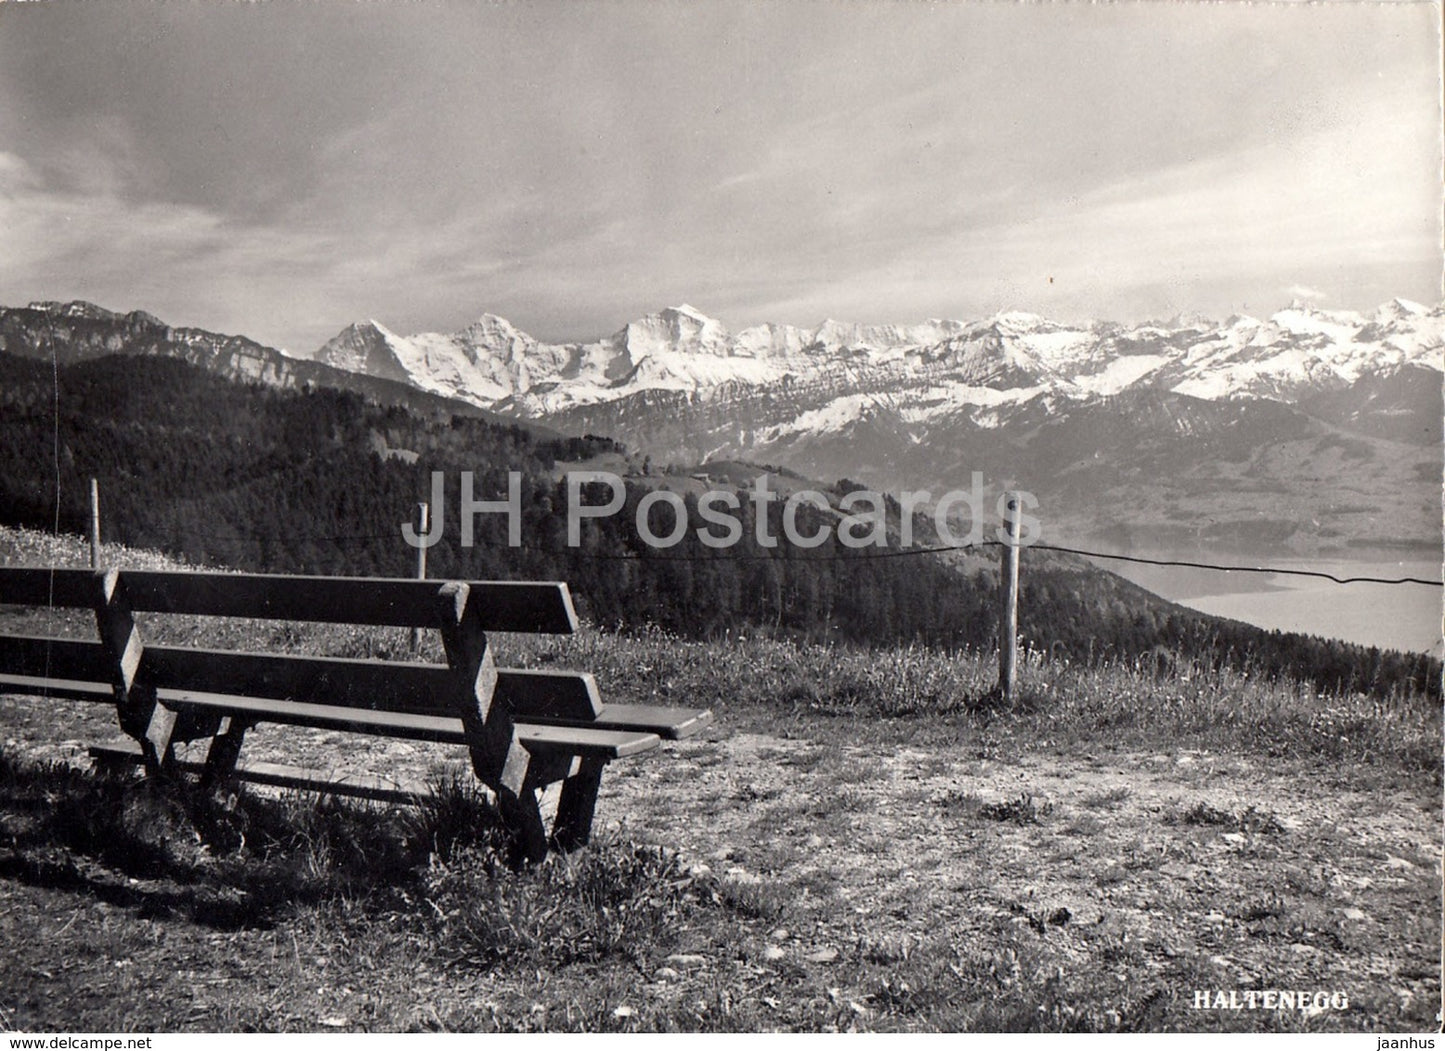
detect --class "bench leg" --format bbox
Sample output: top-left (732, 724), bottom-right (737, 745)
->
top-left (552, 758), bottom-right (606, 853)
top-left (497, 787), bottom-right (549, 865)
top-left (200, 718), bottom-right (249, 794)
top-left (92, 745), bottom-right (136, 782)
top-left (135, 691), bottom-right (179, 778)
top-left (93, 568), bottom-right (177, 777)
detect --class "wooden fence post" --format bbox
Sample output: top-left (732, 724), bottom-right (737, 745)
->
top-left (89, 479), bottom-right (101, 569)
top-left (409, 501), bottom-right (430, 651)
top-left (414, 502), bottom-right (429, 581)
top-left (998, 492), bottom-right (1021, 701)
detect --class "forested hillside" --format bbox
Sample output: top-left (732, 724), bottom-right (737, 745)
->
top-left (0, 351), bottom-right (1435, 698)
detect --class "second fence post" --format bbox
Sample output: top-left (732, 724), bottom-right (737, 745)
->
top-left (998, 491), bottom-right (1021, 702)
top-left (414, 502), bottom-right (429, 582)
top-left (89, 478), bottom-right (101, 569)
top-left (410, 501), bottom-right (429, 652)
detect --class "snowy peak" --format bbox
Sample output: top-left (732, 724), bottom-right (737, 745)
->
top-left (617, 304), bottom-right (732, 361)
top-left (316, 320), bottom-right (414, 386)
top-left (732, 321), bottom-right (815, 358)
top-left (461, 312), bottom-right (529, 346)
top-left (986, 310), bottom-right (1052, 335)
top-left (1374, 297), bottom-right (1430, 322)
top-left (807, 317), bottom-right (970, 354)
top-left (457, 313), bottom-right (542, 367)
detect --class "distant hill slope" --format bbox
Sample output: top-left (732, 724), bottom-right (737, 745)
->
top-left (0, 349), bottom-right (1434, 699)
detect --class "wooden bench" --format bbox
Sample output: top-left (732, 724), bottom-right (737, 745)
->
top-left (0, 566), bottom-right (711, 861)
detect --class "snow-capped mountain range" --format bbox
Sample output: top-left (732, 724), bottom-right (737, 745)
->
top-left (312, 299), bottom-right (1442, 427)
top-left (2, 295), bottom-right (1438, 556)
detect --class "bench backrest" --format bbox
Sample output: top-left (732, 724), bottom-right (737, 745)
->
top-left (0, 567), bottom-right (601, 721)
top-left (0, 568), bottom-right (578, 632)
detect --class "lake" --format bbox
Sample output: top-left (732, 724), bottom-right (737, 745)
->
top-left (1091, 554), bottom-right (1443, 656)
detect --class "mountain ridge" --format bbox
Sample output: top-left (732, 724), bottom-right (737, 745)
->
top-left (310, 298), bottom-right (1442, 421)
top-left (0, 300), bottom-right (504, 425)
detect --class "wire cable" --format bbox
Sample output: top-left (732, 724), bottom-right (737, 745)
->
top-left (1030, 542), bottom-right (1443, 587)
top-left (81, 523), bottom-right (1443, 585)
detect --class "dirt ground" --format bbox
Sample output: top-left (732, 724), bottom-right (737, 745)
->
top-left (1, 695), bottom-right (1440, 1031)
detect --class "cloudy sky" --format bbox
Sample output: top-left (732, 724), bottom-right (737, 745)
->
top-left (0, 1), bottom-right (1439, 352)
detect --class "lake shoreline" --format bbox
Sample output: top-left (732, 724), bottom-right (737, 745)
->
top-left (1088, 552), bottom-right (1443, 656)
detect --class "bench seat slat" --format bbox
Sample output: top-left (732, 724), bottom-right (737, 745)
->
top-left (0, 673), bottom-right (114, 703)
top-left (529, 703), bottom-right (714, 740)
top-left (154, 688), bottom-right (660, 759)
top-left (142, 647), bottom-right (603, 720)
top-left (0, 568), bottom-right (98, 609)
top-left (0, 636), bottom-right (112, 682)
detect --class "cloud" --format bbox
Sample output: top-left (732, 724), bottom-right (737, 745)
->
top-left (1285, 285), bottom-right (1329, 303)
top-left (0, 150), bottom-right (330, 347)
top-left (0, 3), bottom-right (1437, 344)
top-left (747, 75), bottom-right (1441, 324)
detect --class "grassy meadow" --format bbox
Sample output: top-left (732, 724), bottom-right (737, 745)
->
top-left (0, 526), bottom-right (1438, 1032)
